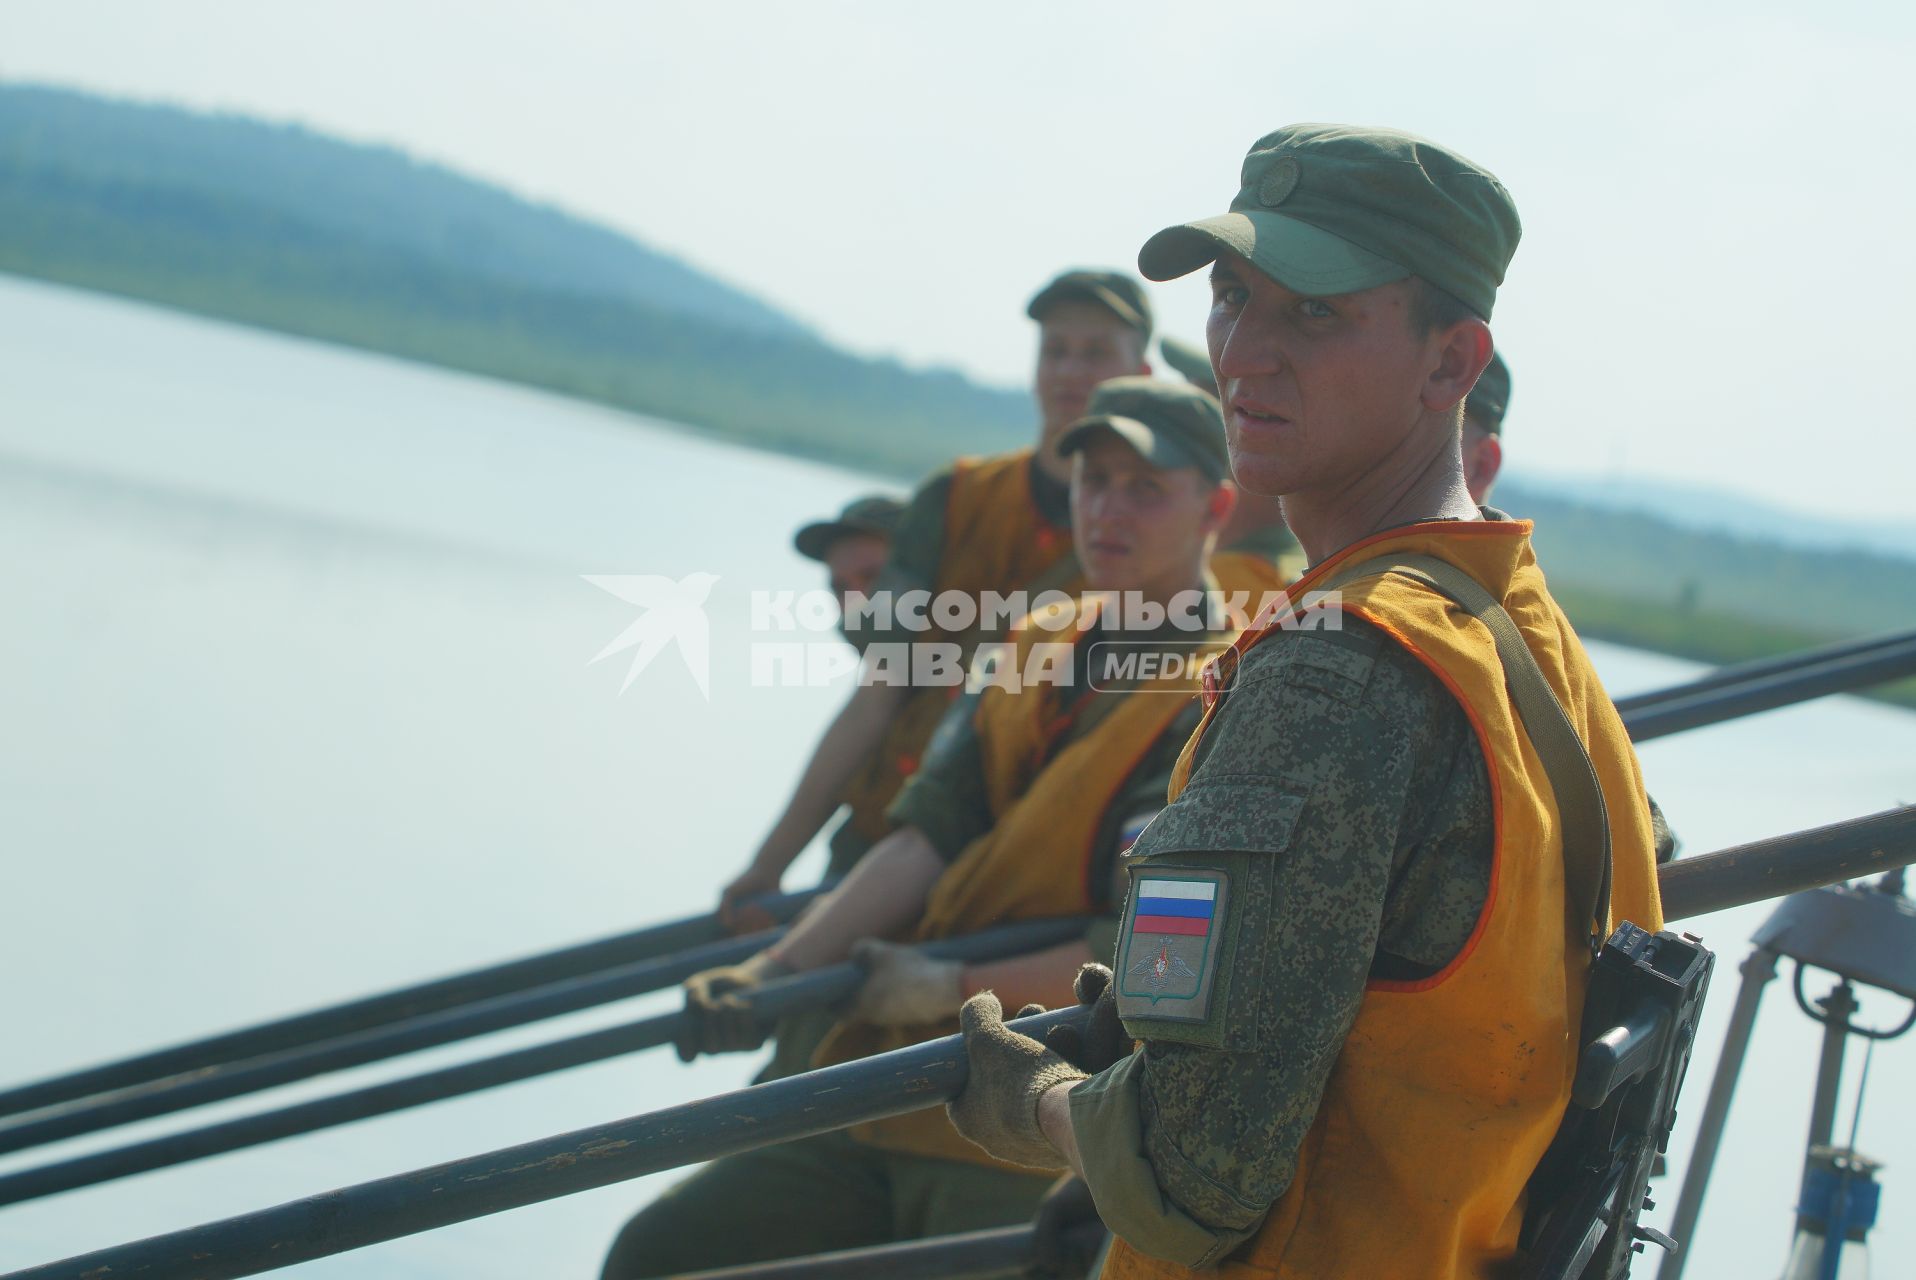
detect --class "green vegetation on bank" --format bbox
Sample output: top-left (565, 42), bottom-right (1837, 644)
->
top-left (3, 82), bottom-right (1912, 710)
top-left (0, 83), bottom-right (1032, 478)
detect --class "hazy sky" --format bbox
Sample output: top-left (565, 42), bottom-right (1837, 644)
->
top-left (4, 0), bottom-right (1913, 524)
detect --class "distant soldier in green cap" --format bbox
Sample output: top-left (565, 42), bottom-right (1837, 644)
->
top-left (793, 494), bottom-right (906, 653)
top-left (945, 124), bottom-right (1666, 1280)
top-left (713, 270), bottom-right (1153, 931)
top-left (1463, 349), bottom-right (1510, 503)
top-left (602, 378), bottom-right (1239, 1278)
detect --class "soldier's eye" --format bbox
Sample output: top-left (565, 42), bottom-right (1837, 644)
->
top-left (1298, 298), bottom-right (1335, 320)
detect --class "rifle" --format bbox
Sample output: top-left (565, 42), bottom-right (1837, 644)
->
top-left (1521, 924), bottom-right (1715, 1279)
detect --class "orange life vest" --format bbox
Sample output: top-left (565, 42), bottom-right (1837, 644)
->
top-left (835, 449), bottom-right (1075, 851)
top-left (820, 596), bottom-right (1209, 1169)
top-left (1207, 546), bottom-right (1293, 615)
top-left (1104, 520), bottom-right (1663, 1280)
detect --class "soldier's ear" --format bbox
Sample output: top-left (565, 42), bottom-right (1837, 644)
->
top-left (1421, 317), bottom-right (1492, 417)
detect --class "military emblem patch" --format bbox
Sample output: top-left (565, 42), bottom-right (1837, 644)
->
top-left (1116, 868), bottom-right (1229, 1023)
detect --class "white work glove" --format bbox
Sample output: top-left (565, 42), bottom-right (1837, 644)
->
top-left (847, 938), bottom-right (965, 1026)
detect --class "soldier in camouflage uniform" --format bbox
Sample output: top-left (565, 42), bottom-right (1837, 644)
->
top-left (600, 380), bottom-right (1239, 1279)
top-left (713, 271), bottom-right (1154, 931)
top-left (945, 125), bottom-right (1670, 1279)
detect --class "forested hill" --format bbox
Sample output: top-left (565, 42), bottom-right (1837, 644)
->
top-left (0, 82), bottom-right (1033, 475)
top-left (3, 82), bottom-right (1912, 703)
top-left (0, 83), bottom-right (808, 337)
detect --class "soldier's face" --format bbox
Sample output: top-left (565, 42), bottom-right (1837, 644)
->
top-left (1205, 254), bottom-right (1440, 498)
top-left (1070, 435), bottom-right (1227, 596)
top-left (822, 533), bottom-right (889, 619)
top-left (1034, 303), bottom-right (1149, 439)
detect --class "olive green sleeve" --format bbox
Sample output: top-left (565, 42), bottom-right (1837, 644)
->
top-left (1069, 1054), bottom-right (1256, 1267)
top-left (1070, 622), bottom-right (1493, 1257)
top-left (883, 686), bottom-right (991, 863)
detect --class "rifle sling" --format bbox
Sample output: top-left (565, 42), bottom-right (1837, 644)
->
top-left (1319, 553), bottom-right (1612, 950)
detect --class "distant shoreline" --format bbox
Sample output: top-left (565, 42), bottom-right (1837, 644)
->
top-left (5, 264), bottom-right (1911, 714)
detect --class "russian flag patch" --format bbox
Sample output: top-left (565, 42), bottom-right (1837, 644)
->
top-left (1133, 878), bottom-right (1217, 937)
top-left (1116, 867), bottom-right (1229, 1022)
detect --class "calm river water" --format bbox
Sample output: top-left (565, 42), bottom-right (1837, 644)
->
top-left (1, 275), bottom-right (1910, 1277)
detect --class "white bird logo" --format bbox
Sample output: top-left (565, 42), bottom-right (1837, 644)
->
top-left (582, 573), bottom-right (720, 698)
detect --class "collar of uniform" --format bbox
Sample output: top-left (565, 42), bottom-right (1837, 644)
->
top-left (1202, 515), bottom-right (1536, 702)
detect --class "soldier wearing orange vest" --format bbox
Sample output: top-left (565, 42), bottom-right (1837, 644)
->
top-left (599, 379), bottom-right (1239, 1278)
top-left (715, 270), bottom-right (1154, 932)
top-left (946, 124), bottom-right (1666, 1279)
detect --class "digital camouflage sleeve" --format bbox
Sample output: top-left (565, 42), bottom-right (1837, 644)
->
top-left (1068, 618), bottom-right (1495, 1267)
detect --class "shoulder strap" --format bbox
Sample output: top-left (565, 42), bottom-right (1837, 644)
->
top-left (1320, 553), bottom-right (1611, 952)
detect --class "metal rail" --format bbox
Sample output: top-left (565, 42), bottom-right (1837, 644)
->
top-left (0, 886), bottom-right (827, 1122)
top-left (10, 810), bottom-right (1912, 1280)
top-left (0, 919), bottom-right (1089, 1209)
top-left (1613, 629), bottom-right (1916, 715)
top-left (1622, 635), bottom-right (1916, 743)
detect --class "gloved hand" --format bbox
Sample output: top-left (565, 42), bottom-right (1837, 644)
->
top-left (1042, 963), bottom-right (1130, 1073)
top-left (847, 938), bottom-right (964, 1026)
top-left (946, 992), bottom-right (1086, 1170)
top-left (1029, 1174), bottom-right (1107, 1279)
top-left (675, 951), bottom-right (794, 1062)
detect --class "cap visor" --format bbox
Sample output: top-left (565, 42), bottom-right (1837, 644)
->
top-left (1030, 283), bottom-right (1146, 331)
top-left (793, 521), bottom-right (846, 561)
top-left (1059, 416), bottom-right (1209, 476)
top-left (1139, 211), bottom-right (1409, 295)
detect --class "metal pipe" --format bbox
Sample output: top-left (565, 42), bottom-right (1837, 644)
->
top-left (10, 814), bottom-right (1916, 1280)
top-left (1657, 807), bottom-right (1916, 922)
top-left (0, 1007), bottom-right (1088, 1280)
top-left (1655, 946), bottom-right (1779, 1280)
top-left (0, 919), bottom-right (1088, 1209)
top-left (1623, 637), bottom-right (1916, 743)
top-left (668, 1224), bottom-right (1110, 1280)
top-left (0, 932), bottom-right (776, 1159)
top-left (1789, 980), bottom-right (1859, 1266)
top-left (8, 631), bottom-right (1903, 1129)
top-left (0, 886), bottom-right (826, 1121)
top-left (8, 633), bottom-right (1901, 1130)
top-left (1805, 981), bottom-right (1857, 1151)
top-left (1613, 630), bottom-right (1916, 715)
top-left (671, 1225), bottom-right (1034, 1280)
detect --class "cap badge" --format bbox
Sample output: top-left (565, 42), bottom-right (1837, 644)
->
top-left (1258, 156), bottom-right (1301, 208)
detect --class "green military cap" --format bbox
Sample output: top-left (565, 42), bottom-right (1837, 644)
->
top-left (1157, 335), bottom-right (1218, 396)
top-left (1027, 269), bottom-right (1154, 338)
top-left (1057, 376), bottom-right (1229, 483)
top-left (1464, 350), bottom-right (1511, 434)
top-left (1138, 124), bottom-right (1522, 319)
top-left (793, 494), bottom-right (905, 561)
